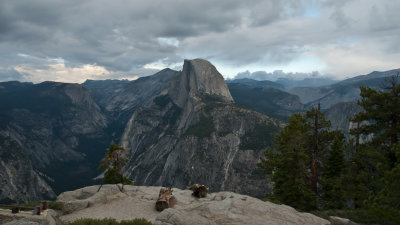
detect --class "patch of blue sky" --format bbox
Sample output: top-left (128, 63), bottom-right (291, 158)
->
top-left (303, 0), bottom-right (321, 18)
top-left (157, 37), bottom-right (180, 47)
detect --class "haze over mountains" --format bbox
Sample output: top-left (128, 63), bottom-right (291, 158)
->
top-left (0, 59), bottom-right (399, 203)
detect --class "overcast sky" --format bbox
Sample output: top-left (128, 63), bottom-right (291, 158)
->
top-left (0, 0), bottom-right (399, 83)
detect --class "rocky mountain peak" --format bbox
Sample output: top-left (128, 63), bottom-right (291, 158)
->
top-left (168, 59), bottom-right (234, 107)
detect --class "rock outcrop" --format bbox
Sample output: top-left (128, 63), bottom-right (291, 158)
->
top-left (324, 102), bottom-right (363, 139)
top-left (168, 59), bottom-right (233, 108)
top-left (57, 185), bottom-right (330, 225)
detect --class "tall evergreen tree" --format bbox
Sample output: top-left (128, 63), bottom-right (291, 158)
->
top-left (258, 114), bottom-right (317, 211)
top-left (321, 132), bottom-right (346, 209)
top-left (349, 74), bottom-right (400, 209)
top-left (258, 107), bottom-right (346, 210)
top-left (305, 103), bottom-right (335, 197)
top-left (351, 75), bottom-right (400, 161)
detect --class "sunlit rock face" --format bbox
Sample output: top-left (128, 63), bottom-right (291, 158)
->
top-left (169, 58), bottom-right (234, 108)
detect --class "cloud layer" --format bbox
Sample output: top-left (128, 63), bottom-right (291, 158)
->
top-left (0, 0), bottom-right (399, 82)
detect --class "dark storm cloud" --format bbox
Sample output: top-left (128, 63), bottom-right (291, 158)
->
top-left (0, 0), bottom-right (399, 82)
top-left (0, 0), bottom-right (292, 73)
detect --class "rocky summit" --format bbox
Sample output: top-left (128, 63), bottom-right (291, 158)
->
top-left (56, 185), bottom-right (330, 225)
top-left (168, 58), bottom-right (234, 108)
top-left (120, 59), bottom-right (282, 197)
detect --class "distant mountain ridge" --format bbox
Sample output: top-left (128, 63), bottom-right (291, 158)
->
top-left (227, 78), bottom-right (285, 90)
top-left (228, 82), bottom-right (303, 120)
top-left (290, 69), bottom-right (400, 109)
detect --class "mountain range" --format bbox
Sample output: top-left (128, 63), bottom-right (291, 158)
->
top-left (0, 59), bottom-right (398, 202)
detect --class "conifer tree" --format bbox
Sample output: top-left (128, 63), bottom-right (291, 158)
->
top-left (351, 75), bottom-right (400, 160)
top-left (258, 114), bottom-right (317, 210)
top-left (259, 105), bottom-right (346, 210)
top-left (305, 103), bottom-right (335, 197)
top-left (99, 142), bottom-right (132, 185)
top-left (349, 74), bottom-right (400, 209)
top-left (321, 132), bottom-right (346, 209)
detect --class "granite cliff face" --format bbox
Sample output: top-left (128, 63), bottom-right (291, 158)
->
top-left (0, 134), bottom-right (55, 203)
top-left (120, 59), bottom-right (282, 197)
top-left (169, 59), bottom-right (233, 107)
top-left (83, 69), bottom-right (180, 141)
top-left (0, 81), bottom-right (109, 200)
top-left (324, 102), bottom-right (362, 139)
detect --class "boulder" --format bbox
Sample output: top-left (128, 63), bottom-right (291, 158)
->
top-left (62, 200), bottom-right (89, 214)
top-left (57, 184), bottom-right (124, 214)
top-left (155, 191), bottom-right (330, 225)
top-left (57, 185), bottom-right (330, 225)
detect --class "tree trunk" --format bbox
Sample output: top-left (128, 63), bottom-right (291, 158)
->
top-left (355, 122), bottom-right (360, 152)
top-left (155, 187), bottom-right (176, 212)
top-left (311, 103), bottom-right (320, 195)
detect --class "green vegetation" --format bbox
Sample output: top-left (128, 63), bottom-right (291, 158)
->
top-left (239, 124), bottom-right (278, 150)
top-left (63, 218), bottom-right (154, 225)
top-left (259, 74), bottom-right (400, 224)
top-left (48, 201), bottom-right (65, 210)
top-left (153, 95), bottom-right (171, 108)
top-left (258, 105), bottom-right (343, 210)
top-left (349, 75), bottom-right (400, 210)
top-left (184, 115), bottom-right (215, 138)
top-left (200, 94), bottom-right (227, 113)
top-left (321, 133), bottom-right (346, 210)
top-left (99, 142), bottom-right (133, 185)
top-left (311, 208), bottom-right (400, 225)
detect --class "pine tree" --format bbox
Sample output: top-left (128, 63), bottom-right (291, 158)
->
top-left (321, 132), bottom-right (346, 209)
top-left (351, 74), bottom-right (400, 161)
top-left (349, 74), bottom-right (400, 209)
top-left (305, 103), bottom-right (335, 197)
top-left (258, 114), bottom-right (317, 211)
top-left (99, 142), bottom-right (132, 185)
top-left (259, 105), bottom-right (347, 210)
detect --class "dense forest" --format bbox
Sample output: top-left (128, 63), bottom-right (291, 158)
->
top-left (258, 75), bottom-right (400, 224)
